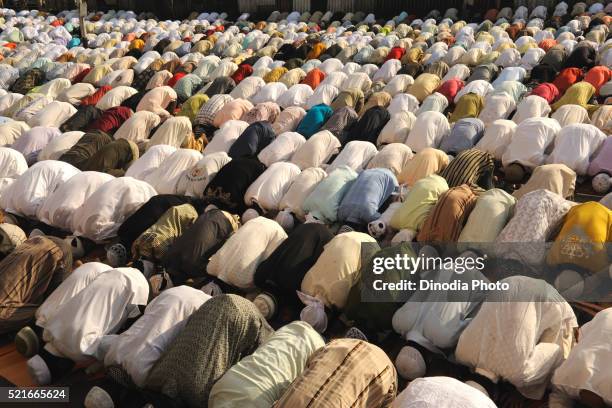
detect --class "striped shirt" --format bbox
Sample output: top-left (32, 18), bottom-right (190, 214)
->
top-left (275, 339), bottom-right (397, 408)
top-left (439, 148), bottom-right (494, 189)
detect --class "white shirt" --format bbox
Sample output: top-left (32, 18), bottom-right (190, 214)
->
top-left (36, 262), bottom-right (112, 329)
top-left (405, 111), bottom-right (450, 152)
top-left (144, 149), bottom-right (202, 195)
top-left (207, 217), bottom-right (287, 290)
top-left (126, 144), bottom-right (177, 180)
top-left (72, 177), bottom-right (157, 242)
top-left (43, 267), bottom-right (149, 362)
top-left (456, 276), bottom-right (577, 400)
top-left (327, 141), bottom-right (378, 173)
top-left (203, 120), bottom-right (249, 156)
top-left (551, 309), bottom-right (612, 405)
top-left (258, 131), bottom-right (306, 167)
top-left (512, 95), bottom-right (551, 124)
top-left (392, 377), bottom-right (497, 408)
top-left (476, 119), bottom-right (517, 161)
top-left (547, 123), bottom-right (607, 175)
top-left (103, 286), bottom-right (209, 387)
top-left (244, 162), bottom-right (301, 211)
top-left (502, 117), bottom-right (561, 168)
top-left (6, 160), bottom-right (80, 218)
top-left (0, 147), bottom-right (27, 179)
top-left (37, 171), bottom-right (114, 231)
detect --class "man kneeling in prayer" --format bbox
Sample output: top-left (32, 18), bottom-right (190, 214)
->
top-left (14, 263), bottom-right (149, 385)
top-left (455, 276), bottom-right (578, 401)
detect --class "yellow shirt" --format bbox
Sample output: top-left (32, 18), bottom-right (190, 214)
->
top-left (547, 201), bottom-right (612, 273)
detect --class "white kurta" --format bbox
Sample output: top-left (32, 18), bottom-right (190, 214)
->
top-left (341, 72), bottom-right (372, 93)
top-left (0, 93), bottom-right (24, 113)
top-left (502, 118), bottom-right (561, 168)
top-left (367, 143), bottom-right (414, 177)
top-left (125, 145), bottom-right (177, 180)
top-left (203, 120), bottom-right (249, 155)
top-left (0, 121), bottom-right (30, 146)
top-left (377, 112), bottom-right (416, 146)
top-left (405, 111), bottom-right (450, 152)
top-left (305, 84), bottom-right (339, 109)
top-left (176, 152), bottom-right (232, 197)
top-left (475, 119), bottom-right (517, 161)
top-left (37, 131), bottom-right (84, 161)
top-left (512, 95), bottom-right (552, 124)
top-left (453, 80), bottom-right (493, 103)
top-left (143, 149), bottom-right (202, 194)
top-left (148, 116), bottom-right (193, 149)
top-left (42, 267), bottom-right (149, 362)
top-left (36, 262), bottom-right (113, 329)
top-left (103, 286), bottom-right (210, 387)
top-left (56, 83), bottom-right (96, 105)
top-left (251, 82), bottom-right (287, 104)
top-left (327, 141), bottom-right (378, 173)
top-left (277, 84), bottom-right (313, 109)
top-left (257, 131), bottom-right (306, 167)
top-left (36, 78), bottom-right (72, 99)
top-left (28, 101), bottom-right (77, 128)
top-left (551, 104), bottom-right (589, 127)
top-left (392, 377), bottom-right (497, 408)
top-left (0, 146), bottom-right (28, 179)
top-left (244, 162), bottom-right (301, 211)
top-left (37, 171), bottom-right (115, 231)
top-left (207, 216), bottom-right (287, 290)
top-left (114, 111), bottom-right (161, 143)
top-left (551, 309), bottom-right (612, 405)
top-left (455, 276), bottom-right (577, 400)
top-left (11, 127), bottom-right (61, 162)
top-left (72, 177), bottom-right (157, 242)
top-left (546, 123), bottom-right (607, 176)
top-left (95, 86), bottom-right (139, 111)
top-left (388, 93), bottom-right (420, 115)
top-left (320, 71), bottom-right (347, 89)
top-left (278, 167), bottom-right (327, 220)
top-left (383, 75), bottom-right (414, 96)
top-left (5, 160), bottom-right (80, 218)
top-left (229, 76), bottom-right (265, 100)
top-left (478, 92), bottom-right (516, 125)
top-left (290, 130), bottom-right (341, 170)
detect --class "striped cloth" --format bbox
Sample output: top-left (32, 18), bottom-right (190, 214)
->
top-left (0, 236), bottom-right (71, 334)
top-left (439, 148), bottom-right (494, 189)
top-left (417, 184), bottom-right (479, 243)
top-left (274, 339), bottom-right (397, 408)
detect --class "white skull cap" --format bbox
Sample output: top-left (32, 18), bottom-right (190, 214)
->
top-left (395, 346), bottom-right (426, 380)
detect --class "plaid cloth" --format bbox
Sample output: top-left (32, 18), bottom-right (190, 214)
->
top-left (275, 339), bottom-right (397, 408)
top-left (194, 94), bottom-right (233, 126)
